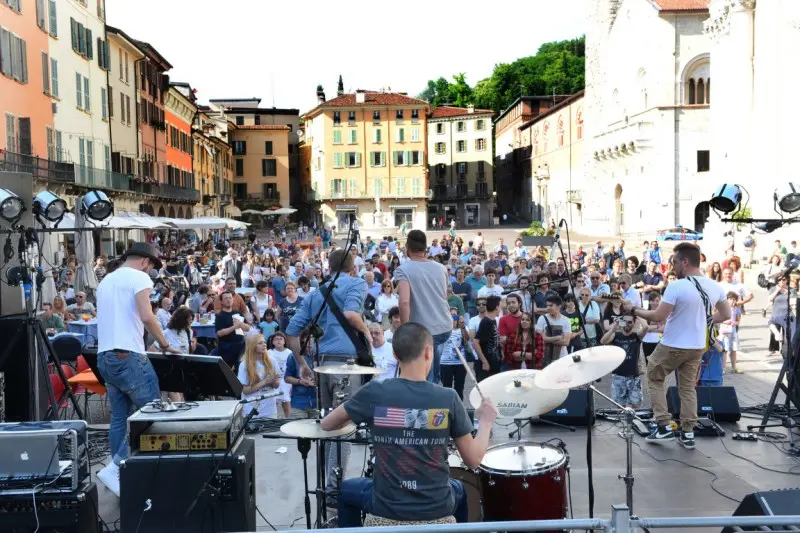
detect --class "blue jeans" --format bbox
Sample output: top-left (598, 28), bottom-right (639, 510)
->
top-left (97, 351), bottom-right (160, 465)
top-left (338, 477), bottom-right (467, 527)
top-left (427, 331), bottom-right (451, 384)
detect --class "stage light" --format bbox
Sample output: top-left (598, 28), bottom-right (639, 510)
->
top-left (709, 184), bottom-right (742, 214)
top-left (0, 188), bottom-right (25, 224)
top-left (33, 190), bottom-right (67, 223)
top-left (775, 183), bottom-right (800, 214)
top-left (81, 190), bottom-right (113, 221)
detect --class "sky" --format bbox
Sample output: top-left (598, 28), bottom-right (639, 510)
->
top-left (106, 0), bottom-right (589, 113)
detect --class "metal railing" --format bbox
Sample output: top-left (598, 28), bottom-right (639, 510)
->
top-left (274, 505), bottom-right (800, 533)
top-left (0, 149), bottom-right (76, 182)
top-left (155, 183), bottom-right (201, 203)
top-left (244, 192), bottom-right (281, 202)
top-left (75, 167), bottom-right (131, 191)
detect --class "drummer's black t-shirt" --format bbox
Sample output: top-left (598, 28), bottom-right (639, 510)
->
top-left (344, 379), bottom-right (473, 521)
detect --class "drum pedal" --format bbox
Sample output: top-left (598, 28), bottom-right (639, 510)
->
top-left (632, 418), bottom-right (651, 437)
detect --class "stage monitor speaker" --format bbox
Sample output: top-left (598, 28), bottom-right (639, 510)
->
top-left (0, 314), bottom-right (48, 421)
top-left (667, 385), bottom-right (741, 422)
top-left (721, 488), bottom-right (800, 532)
top-left (120, 437), bottom-right (256, 533)
top-left (0, 481), bottom-right (100, 532)
top-left (539, 388), bottom-right (595, 426)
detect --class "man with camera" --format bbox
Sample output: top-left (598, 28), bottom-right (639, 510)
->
top-left (600, 315), bottom-right (647, 409)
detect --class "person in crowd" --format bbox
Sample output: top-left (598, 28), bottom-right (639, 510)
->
top-left (183, 254), bottom-right (203, 293)
top-left (589, 271), bottom-right (611, 302)
top-left (440, 308), bottom-right (471, 399)
top-left (446, 285), bottom-right (466, 321)
top-left (376, 280), bottom-right (399, 327)
top-left (394, 230), bottom-right (452, 383)
top-left (536, 293), bottom-right (575, 363)
top-left (214, 277), bottom-right (251, 321)
top-left (277, 281), bottom-right (303, 332)
top-left (52, 295), bottom-right (73, 322)
top-left (259, 308), bottom-right (280, 338)
top-left (451, 267), bottom-right (473, 315)
top-left (251, 280), bottom-right (274, 320)
top-left (237, 334), bottom-right (281, 419)
top-left (296, 275), bottom-right (315, 299)
top-left (720, 267), bottom-right (753, 311)
top-left (698, 335), bottom-right (725, 386)
top-left (40, 302), bottom-right (65, 334)
top-left (268, 332), bottom-right (294, 418)
top-left (222, 249), bottom-right (244, 287)
top-left (641, 292), bottom-right (664, 363)
top-left (562, 294), bottom-right (583, 353)
top-left (67, 291), bottom-right (97, 318)
top-left (600, 314), bottom-right (647, 409)
top-left (719, 291), bottom-right (743, 373)
top-left (477, 267), bottom-right (503, 299)
top-left (473, 295), bottom-right (502, 382)
top-left (511, 238), bottom-right (527, 261)
top-left (284, 331), bottom-right (317, 418)
top-left (94, 257), bottom-right (107, 283)
top-left (619, 274), bottom-right (643, 308)
top-left (505, 312), bottom-right (540, 370)
top-left (369, 323), bottom-right (397, 381)
top-left (384, 306), bottom-right (401, 342)
top-left (768, 275), bottom-right (795, 356)
top-left (362, 272), bottom-right (381, 301)
top-left (215, 291), bottom-right (251, 367)
top-left (155, 295), bottom-right (172, 330)
top-left (648, 241), bottom-right (663, 265)
top-left (465, 265), bottom-right (486, 310)
top-left (577, 287), bottom-right (602, 347)
top-left (498, 293), bottom-right (523, 350)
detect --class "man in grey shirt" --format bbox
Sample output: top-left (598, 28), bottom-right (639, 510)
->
top-left (394, 230), bottom-right (452, 383)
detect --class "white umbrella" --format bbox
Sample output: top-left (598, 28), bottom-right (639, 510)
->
top-left (263, 207), bottom-right (297, 216)
top-left (73, 197), bottom-right (99, 299)
top-left (39, 231), bottom-right (59, 305)
top-left (241, 209), bottom-right (264, 215)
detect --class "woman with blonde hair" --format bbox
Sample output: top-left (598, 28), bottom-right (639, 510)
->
top-left (52, 295), bottom-right (74, 322)
top-left (236, 334), bottom-right (281, 418)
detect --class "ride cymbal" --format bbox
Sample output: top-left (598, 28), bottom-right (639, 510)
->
top-left (469, 369), bottom-right (568, 419)
top-left (280, 419), bottom-right (357, 439)
top-left (534, 345), bottom-right (626, 390)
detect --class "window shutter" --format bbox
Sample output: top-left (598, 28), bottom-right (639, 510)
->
top-left (355, 152), bottom-right (361, 167)
top-left (75, 72), bottom-right (82, 108)
top-left (329, 180), bottom-right (335, 197)
top-left (70, 19), bottom-right (77, 51)
top-left (126, 96), bottom-right (131, 124)
top-left (17, 117), bottom-right (32, 156)
top-left (48, 0), bottom-right (57, 37)
top-left (19, 38), bottom-right (27, 83)
top-left (85, 28), bottom-right (93, 59)
top-left (261, 159), bottom-right (266, 176)
top-left (333, 130), bottom-right (341, 144)
top-left (405, 151), bottom-right (411, 165)
top-left (50, 58), bottom-right (58, 97)
top-left (84, 76), bottom-right (90, 111)
top-left (41, 52), bottom-right (49, 94)
top-left (381, 152), bottom-right (385, 167)
top-left (36, 0), bottom-right (46, 30)
top-left (101, 87), bottom-right (107, 119)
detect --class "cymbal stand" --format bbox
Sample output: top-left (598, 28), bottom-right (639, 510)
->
top-left (509, 418), bottom-right (530, 440)
top-left (297, 437), bottom-right (313, 529)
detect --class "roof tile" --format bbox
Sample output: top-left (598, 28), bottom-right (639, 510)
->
top-left (234, 125), bottom-right (290, 131)
top-left (652, 0), bottom-right (709, 11)
top-left (430, 106), bottom-right (494, 119)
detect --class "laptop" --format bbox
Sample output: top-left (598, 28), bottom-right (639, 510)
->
top-left (0, 434), bottom-right (60, 478)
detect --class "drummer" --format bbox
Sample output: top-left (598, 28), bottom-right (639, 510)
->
top-left (321, 323), bottom-right (498, 527)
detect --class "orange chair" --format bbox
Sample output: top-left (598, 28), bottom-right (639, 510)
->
top-left (49, 374), bottom-right (69, 418)
top-left (60, 364), bottom-right (74, 379)
top-left (76, 355), bottom-right (90, 374)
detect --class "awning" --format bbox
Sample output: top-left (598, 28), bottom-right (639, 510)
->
top-left (227, 205), bottom-right (242, 217)
top-left (169, 216), bottom-right (249, 230)
top-left (56, 212), bottom-right (177, 230)
top-left (241, 209), bottom-right (264, 215)
top-left (263, 207), bottom-right (297, 216)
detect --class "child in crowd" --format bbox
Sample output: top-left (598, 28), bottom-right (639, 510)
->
top-left (284, 331), bottom-right (318, 418)
top-left (698, 335), bottom-right (725, 387)
top-left (719, 291), bottom-right (743, 374)
top-left (237, 334), bottom-right (281, 419)
top-left (260, 308), bottom-right (279, 339)
top-left (268, 332), bottom-right (293, 418)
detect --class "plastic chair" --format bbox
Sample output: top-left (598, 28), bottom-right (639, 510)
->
top-left (52, 335), bottom-right (83, 363)
top-left (60, 364), bottom-right (74, 379)
top-left (48, 374), bottom-right (69, 418)
top-left (76, 355), bottom-right (90, 373)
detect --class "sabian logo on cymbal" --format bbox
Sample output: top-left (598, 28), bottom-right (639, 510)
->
top-left (497, 402), bottom-right (527, 416)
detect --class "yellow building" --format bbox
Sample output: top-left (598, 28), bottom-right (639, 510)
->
top-left (229, 125), bottom-right (291, 208)
top-left (302, 89), bottom-right (430, 231)
top-left (194, 106), bottom-right (235, 217)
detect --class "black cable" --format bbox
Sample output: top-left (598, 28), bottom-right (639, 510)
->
top-left (135, 447), bottom-right (164, 533)
top-left (256, 504), bottom-right (278, 531)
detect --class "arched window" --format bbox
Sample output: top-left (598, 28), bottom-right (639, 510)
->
top-left (697, 79), bottom-right (705, 105)
top-left (683, 56), bottom-right (710, 106)
top-left (688, 79), bottom-right (696, 105)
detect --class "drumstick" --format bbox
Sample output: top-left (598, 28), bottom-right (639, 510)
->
top-left (453, 345), bottom-right (486, 402)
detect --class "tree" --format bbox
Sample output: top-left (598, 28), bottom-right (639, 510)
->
top-left (418, 80), bottom-right (437, 102)
top-left (449, 73), bottom-right (473, 107)
top-left (337, 75), bottom-right (344, 96)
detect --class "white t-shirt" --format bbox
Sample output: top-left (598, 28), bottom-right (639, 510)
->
top-left (97, 267), bottom-right (153, 353)
top-left (372, 342), bottom-right (397, 382)
top-left (156, 308), bottom-right (171, 330)
top-left (237, 356), bottom-right (281, 418)
top-left (661, 276), bottom-right (726, 349)
top-left (384, 329), bottom-right (394, 342)
top-left (164, 328), bottom-right (190, 353)
top-left (535, 314), bottom-right (572, 359)
top-left (477, 285), bottom-right (504, 298)
top-left (719, 280), bottom-right (749, 301)
top-left (251, 293), bottom-right (273, 320)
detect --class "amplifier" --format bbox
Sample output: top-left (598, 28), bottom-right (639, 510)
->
top-left (0, 481), bottom-right (99, 532)
top-left (120, 437), bottom-right (256, 533)
top-left (667, 385), bottom-right (741, 423)
top-left (722, 488), bottom-right (800, 532)
top-left (539, 389), bottom-right (595, 426)
top-left (129, 400), bottom-right (244, 455)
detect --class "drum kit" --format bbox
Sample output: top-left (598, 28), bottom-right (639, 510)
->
top-left (265, 344), bottom-right (645, 529)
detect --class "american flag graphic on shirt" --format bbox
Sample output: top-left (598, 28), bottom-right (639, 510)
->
top-left (374, 407), bottom-right (409, 428)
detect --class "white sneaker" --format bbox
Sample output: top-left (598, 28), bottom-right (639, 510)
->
top-left (97, 462), bottom-right (120, 497)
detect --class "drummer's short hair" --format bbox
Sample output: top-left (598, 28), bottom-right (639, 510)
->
top-left (392, 323), bottom-right (432, 363)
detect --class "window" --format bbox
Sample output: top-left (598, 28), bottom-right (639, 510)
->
top-left (436, 123), bottom-right (444, 134)
top-left (55, 130), bottom-right (62, 161)
top-left (36, 0), bottom-right (47, 31)
top-left (373, 110), bottom-right (380, 122)
top-left (411, 109), bottom-right (419, 122)
top-left (372, 177), bottom-right (384, 197)
top-left (346, 152), bottom-right (360, 168)
top-left (50, 57), bottom-right (58, 97)
top-left (97, 38), bottom-right (110, 70)
top-left (684, 59), bottom-right (711, 106)
top-left (120, 94), bottom-right (126, 123)
top-left (436, 163), bottom-right (446, 181)
top-left (2, 0), bottom-right (21, 13)
top-left (372, 128), bottom-right (382, 143)
top-left (78, 138), bottom-right (85, 178)
top-left (412, 177), bottom-right (422, 196)
top-left (70, 18), bottom-right (93, 59)
top-left (333, 111), bottom-right (341, 125)
top-left (410, 127), bottom-right (420, 142)
top-left (104, 145), bottom-right (111, 172)
top-left (393, 151), bottom-right (405, 166)
top-left (235, 159), bottom-right (243, 176)
top-left (348, 111), bottom-right (356, 124)
top-left (86, 140), bottom-right (94, 175)
top-left (45, 126), bottom-right (54, 160)
top-left (124, 52), bottom-right (129, 82)
top-left (265, 141), bottom-right (273, 155)
top-left (697, 150), bottom-right (710, 172)
top-left (333, 129), bottom-right (342, 144)
top-left (370, 151), bottom-right (385, 167)
top-left (333, 152), bottom-right (343, 168)
top-left (41, 52), bottom-right (49, 94)
top-left (457, 162), bottom-right (467, 177)
top-left (83, 76), bottom-right (90, 111)
top-left (396, 128), bottom-right (405, 142)
top-left (456, 140), bottom-right (466, 153)
top-left (5, 113), bottom-right (15, 152)
top-left (0, 27), bottom-right (28, 83)
top-left (348, 129), bottom-right (357, 144)
top-left (75, 73), bottom-right (83, 108)
top-left (125, 95), bottom-right (131, 124)
top-left (349, 178), bottom-right (359, 197)
top-left (330, 178), bottom-right (345, 198)
top-left (233, 141), bottom-right (246, 155)
top-left (235, 116), bottom-right (244, 126)
top-left (435, 142), bottom-right (446, 154)
top-left (262, 159), bottom-right (277, 176)
top-left (97, 0), bottom-right (105, 20)
top-left (456, 121), bottom-right (465, 132)
top-left (101, 86), bottom-right (107, 119)
top-left (411, 151), bottom-right (421, 166)
top-left (475, 138), bottom-right (486, 151)
top-left (476, 119), bottom-right (485, 131)
top-left (396, 177), bottom-right (406, 195)
top-left (477, 161), bottom-right (485, 180)
top-left (396, 109), bottom-right (404, 121)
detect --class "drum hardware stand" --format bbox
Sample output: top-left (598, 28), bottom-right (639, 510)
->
top-left (509, 416), bottom-right (575, 439)
top-left (296, 437), bottom-right (314, 529)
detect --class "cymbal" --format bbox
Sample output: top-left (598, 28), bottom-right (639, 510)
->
top-left (314, 360), bottom-right (384, 375)
top-left (534, 345), bottom-right (626, 390)
top-left (280, 419), bottom-right (356, 439)
top-left (469, 369), bottom-right (568, 419)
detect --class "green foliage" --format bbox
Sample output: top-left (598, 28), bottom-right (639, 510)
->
top-left (519, 221), bottom-right (547, 237)
top-left (418, 36), bottom-right (585, 113)
top-left (731, 206), bottom-right (753, 230)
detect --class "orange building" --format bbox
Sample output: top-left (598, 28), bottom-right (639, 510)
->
top-left (1, 0), bottom-right (54, 158)
top-left (164, 84), bottom-right (197, 205)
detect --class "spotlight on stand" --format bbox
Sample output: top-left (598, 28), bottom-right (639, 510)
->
top-left (33, 190), bottom-right (67, 225)
top-left (81, 190), bottom-right (113, 222)
top-left (754, 220), bottom-right (784, 234)
top-left (0, 188), bottom-right (26, 225)
top-left (709, 184), bottom-right (743, 214)
top-left (775, 183), bottom-right (800, 214)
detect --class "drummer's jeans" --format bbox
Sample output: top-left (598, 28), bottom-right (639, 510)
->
top-left (647, 344), bottom-right (704, 433)
top-left (426, 332), bottom-right (452, 384)
top-left (338, 477), bottom-right (467, 527)
top-left (97, 351), bottom-right (160, 465)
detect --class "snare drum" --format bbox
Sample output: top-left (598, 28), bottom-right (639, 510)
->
top-left (478, 441), bottom-right (568, 527)
top-left (447, 454), bottom-right (482, 522)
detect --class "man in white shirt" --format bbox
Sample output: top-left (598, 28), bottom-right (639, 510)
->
top-left (94, 243), bottom-right (174, 497)
top-left (428, 239), bottom-right (444, 257)
top-left (626, 243), bottom-right (730, 450)
top-left (477, 268), bottom-right (504, 298)
top-left (535, 293), bottom-right (574, 361)
top-left (369, 323), bottom-right (397, 381)
top-left (719, 267), bottom-right (753, 308)
top-left (66, 292), bottom-right (96, 317)
top-left (264, 241), bottom-right (280, 257)
top-left (619, 274), bottom-right (642, 308)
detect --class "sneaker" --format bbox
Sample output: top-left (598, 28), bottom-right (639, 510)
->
top-left (645, 425), bottom-right (675, 444)
top-left (96, 462), bottom-right (120, 497)
top-left (733, 368), bottom-right (744, 374)
top-left (678, 431), bottom-right (696, 450)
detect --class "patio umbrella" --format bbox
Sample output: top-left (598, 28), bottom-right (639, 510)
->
top-left (73, 196), bottom-right (99, 300)
top-left (241, 209), bottom-right (264, 215)
top-left (38, 231), bottom-right (59, 305)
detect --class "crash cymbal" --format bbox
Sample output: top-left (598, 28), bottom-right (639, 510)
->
top-left (469, 369), bottom-right (568, 419)
top-left (281, 419), bottom-right (357, 439)
top-left (313, 360), bottom-right (384, 375)
top-left (534, 345), bottom-right (626, 390)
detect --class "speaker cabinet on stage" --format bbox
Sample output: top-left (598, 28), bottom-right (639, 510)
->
top-left (0, 481), bottom-right (99, 532)
top-left (721, 488), bottom-right (800, 532)
top-left (0, 314), bottom-right (48, 422)
top-left (120, 437), bottom-right (256, 533)
top-left (667, 385), bottom-right (741, 422)
top-left (540, 389), bottom-right (595, 426)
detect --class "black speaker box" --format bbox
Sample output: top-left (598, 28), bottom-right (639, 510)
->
top-left (539, 388), bottom-right (595, 426)
top-left (721, 488), bottom-right (800, 532)
top-left (120, 437), bottom-right (256, 533)
top-left (667, 385), bottom-right (741, 422)
top-left (0, 315), bottom-right (49, 422)
top-left (0, 481), bottom-right (99, 533)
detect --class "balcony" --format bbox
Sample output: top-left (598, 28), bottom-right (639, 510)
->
top-left (219, 193), bottom-right (232, 206)
top-left (75, 167), bottom-right (131, 191)
top-left (154, 183), bottom-right (201, 203)
top-left (432, 185), bottom-right (492, 201)
top-left (306, 189), bottom-right (320, 202)
top-left (0, 149), bottom-right (75, 183)
top-left (324, 190), bottom-right (425, 201)
top-left (240, 192), bottom-right (281, 204)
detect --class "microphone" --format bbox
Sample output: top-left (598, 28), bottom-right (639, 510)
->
top-left (549, 220), bottom-right (563, 262)
top-left (239, 391), bottom-right (283, 404)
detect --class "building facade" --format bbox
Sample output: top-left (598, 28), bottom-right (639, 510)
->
top-left (106, 26), bottom-right (142, 177)
top-left (519, 91), bottom-right (585, 230)
top-left (302, 89), bottom-right (430, 232)
top-left (164, 83), bottom-right (197, 218)
top-left (427, 105), bottom-right (495, 227)
top-left (584, 0), bottom-right (712, 236)
top-left (194, 106), bottom-right (235, 218)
